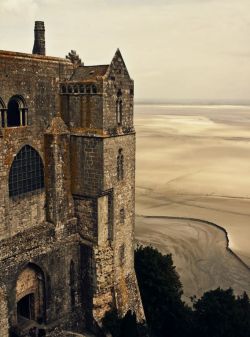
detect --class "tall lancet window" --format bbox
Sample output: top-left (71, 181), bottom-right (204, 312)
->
top-left (117, 148), bottom-right (124, 181)
top-left (116, 99), bottom-right (122, 126)
top-left (70, 260), bottom-right (76, 308)
top-left (116, 89), bottom-right (122, 126)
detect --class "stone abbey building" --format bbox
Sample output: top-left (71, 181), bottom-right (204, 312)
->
top-left (0, 22), bottom-right (144, 336)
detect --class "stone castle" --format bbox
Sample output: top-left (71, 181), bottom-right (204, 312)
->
top-left (0, 21), bottom-right (144, 337)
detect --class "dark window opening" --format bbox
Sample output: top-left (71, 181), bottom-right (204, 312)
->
top-left (80, 85), bottom-right (85, 93)
top-left (108, 194), bottom-right (113, 241)
top-left (7, 99), bottom-right (20, 127)
top-left (116, 99), bottom-right (122, 126)
top-left (9, 145), bottom-right (44, 197)
top-left (74, 85), bottom-right (78, 93)
top-left (86, 85), bottom-right (91, 94)
top-left (68, 85), bottom-right (73, 93)
top-left (120, 208), bottom-right (125, 224)
top-left (70, 260), bottom-right (76, 308)
top-left (61, 85), bottom-right (67, 93)
top-left (92, 85), bottom-right (97, 94)
top-left (6, 96), bottom-right (27, 127)
top-left (117, 148), bottom-right (124, 181)
top-left (117, 88), bottom-right (122, 97)
top-left (17, 293), bottom-right (35, 321)
top-left (130, 88), bottom-right (134, 95)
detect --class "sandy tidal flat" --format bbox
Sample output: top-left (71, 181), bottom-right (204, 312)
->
top-left (135, 104), bottom-right (250, 297)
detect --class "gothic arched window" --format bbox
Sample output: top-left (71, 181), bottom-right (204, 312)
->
top-left (86, 85), bottom-right (91, 94)
top-left (120, 208), bottom-right (125, 224)
top-left (9, 145), bottom-right (44, 197)
top-left (92, 85), bottom-right (97, 94)
top-left (117, 148), bottom-right (124, 181)
top-left (70, 260), bottom-right (76, 308)
top-left (73, 85), bottom-right (79, 93)
top-left (61, 85), bottom-right (67, 94)
top-left (7, 95), bottom-right (27, 127)
top-left (79, 84), bottom-right (85, 93)
top-left (116, 99), bottom-right (122, 126)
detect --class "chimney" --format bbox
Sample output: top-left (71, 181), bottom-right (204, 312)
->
top-left (32, 21), bottom-right (46, 55)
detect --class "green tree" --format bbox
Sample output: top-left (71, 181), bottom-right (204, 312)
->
top-left (192, 288), bottom-right (250, 337)
top-left (135, 245), bottom-right (192, 337)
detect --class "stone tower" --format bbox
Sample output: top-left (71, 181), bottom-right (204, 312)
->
top-left (32, 21), bottom-right (46, 55)
top-left (0, 22), bottom-right (144, 337)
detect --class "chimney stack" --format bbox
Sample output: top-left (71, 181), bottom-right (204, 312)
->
top-left (32, 21), bottom-right (46, 55)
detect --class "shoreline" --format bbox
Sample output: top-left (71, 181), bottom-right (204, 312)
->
top-left (137, 215), bottom-right (250, 272)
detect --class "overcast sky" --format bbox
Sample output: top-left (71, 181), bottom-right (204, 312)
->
top-left (1, 0), bottom-right (250, 102)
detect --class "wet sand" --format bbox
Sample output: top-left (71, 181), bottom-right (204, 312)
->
top-left (135, 104), bottom-right (250, 298)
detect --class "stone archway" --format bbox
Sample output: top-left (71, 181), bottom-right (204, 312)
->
top-left (16, 264), bottom-right (45, 324)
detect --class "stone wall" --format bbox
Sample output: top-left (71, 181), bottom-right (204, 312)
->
top-left (61, 90), bottom-right (103, 131)
top-left (103, 50), bottom-right (134, 133)
top-left (0, 51), bottom-right (73, 132)
top-left (0, 285), bottom-right (9, 337)
top-left (0, 44), bottom-right (145, 336)
top-left (70, 136), bottom-right (103, 196)
top-left (0, 128), bottom-right (45, 239)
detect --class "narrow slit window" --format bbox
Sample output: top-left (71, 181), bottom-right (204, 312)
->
top-left (117, 149), bottom-right (124, 181)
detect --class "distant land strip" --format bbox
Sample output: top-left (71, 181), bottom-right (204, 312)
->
top-left (137, 215), bottom-right (250, 272)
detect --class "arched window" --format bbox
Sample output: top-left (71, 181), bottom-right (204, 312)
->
top-left (68, 85), bottom-right (73, 93)
top-left (61, 85), bottom-right (67, 94)
top-left (16, 263), bottom-right (45, 324)
top-left (0, 97), bottom-right (6, 128)
top-left (120, 208), bottom-right (125, 224)
top-left (116, 99), bottom-right (122, 126)
top-left (70, 260), bottom-right (76, 308)
top-left (79, 84), bottom-right (85, 93)
top-left (7, 95), bottom-right (27, 127)
top-left (92, 85), bottom-right (97, 94)
top-left (73, 85), bottom-right (79, 93)
top-left (117, 148), bottom-right (124, 181)
top-left (86, 85), bottom-right (91, 94)
top-left (9, 145), bottom-right (44, 197)
top-left (116, 89), bottom-right (122, 126)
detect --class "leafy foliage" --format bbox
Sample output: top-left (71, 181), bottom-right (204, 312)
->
top-left (135, 245), bottom-right (250, 337)
top-left (192, 288), bottom-right (250, 337)
top-left (135, 245), bottom-right (192, 337)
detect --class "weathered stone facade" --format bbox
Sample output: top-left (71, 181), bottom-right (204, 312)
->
top-left (0, 22), bottom-right (144, 336)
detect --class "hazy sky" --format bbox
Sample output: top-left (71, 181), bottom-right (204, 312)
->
top-left (1, 0), bottom-right (250, 102)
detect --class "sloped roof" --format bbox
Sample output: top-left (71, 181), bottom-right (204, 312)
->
top-left (71, 65), bottom-right (109, 81)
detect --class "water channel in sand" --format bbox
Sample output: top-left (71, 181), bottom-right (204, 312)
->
top-left (135, 104), bottom-right (250, 298)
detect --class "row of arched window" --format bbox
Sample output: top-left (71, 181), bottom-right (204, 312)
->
top-left (0, 95), bottom-right (28, 128)
top-left (60, 83), bottom-right (97, 95)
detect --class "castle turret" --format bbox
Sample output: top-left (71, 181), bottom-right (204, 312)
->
top-left (32, 21), bottom-right (46, 55)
